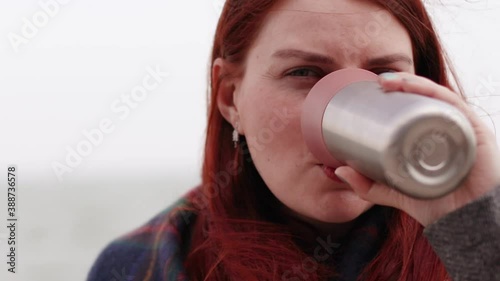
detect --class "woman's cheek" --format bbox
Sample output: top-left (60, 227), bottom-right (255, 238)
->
top-left (243, 87), bottom-right (304, 146)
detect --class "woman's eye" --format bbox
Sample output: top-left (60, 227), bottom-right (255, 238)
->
top-left (286, 68), bottom-right (322, 78)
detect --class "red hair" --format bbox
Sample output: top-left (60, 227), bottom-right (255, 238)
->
top-left (185, 0), bottom-right (456, 280)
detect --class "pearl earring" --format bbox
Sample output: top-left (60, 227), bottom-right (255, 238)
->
top-left (232, 122), bottom-right (239, 148)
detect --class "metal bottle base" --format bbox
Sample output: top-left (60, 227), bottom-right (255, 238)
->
top-left (322, 81), bottom-right (476, 199)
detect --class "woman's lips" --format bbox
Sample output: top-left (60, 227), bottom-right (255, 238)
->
top-left (320, 164), bottom-right (345, 184)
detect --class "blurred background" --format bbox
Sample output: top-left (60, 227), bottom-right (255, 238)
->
top-left (0, 0), bottom-right (499, 280)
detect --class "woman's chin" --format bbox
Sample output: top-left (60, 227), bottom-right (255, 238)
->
top-left (311, 195), bottom-right (375, 223)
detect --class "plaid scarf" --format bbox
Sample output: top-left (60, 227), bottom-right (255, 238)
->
top-left (87, 188), bottom-right (196, 281)
top-left (87, 186), bottom-right (391, 281)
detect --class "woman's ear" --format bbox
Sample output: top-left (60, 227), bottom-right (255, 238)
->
top-left (213, 58), bottom-right (241, 129)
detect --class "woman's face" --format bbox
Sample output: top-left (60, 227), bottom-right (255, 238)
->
top-left (219, 0), bottom-right (415, 223)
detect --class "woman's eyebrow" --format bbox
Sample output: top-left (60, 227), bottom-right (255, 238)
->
top-left (272, 49), bottom-right (336, 65)
top-left (271, 49), bottom-right (413, 66)
top-left (367, 54), bottom-right (413, 66)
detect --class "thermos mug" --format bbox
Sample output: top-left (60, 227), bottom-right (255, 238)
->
top-left (301, 68), bottom-right (476, 199)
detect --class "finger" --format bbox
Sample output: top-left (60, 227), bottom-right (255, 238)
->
top-left (378, 72), bottom-right (471, 114)
top-left (334, 166), bottom-right (404, 209)
top-left (378, 72), bottom-right (484, 129)
top-left (334, 166), bottom-right (372, 194)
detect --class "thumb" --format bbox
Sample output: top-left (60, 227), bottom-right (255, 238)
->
top-left (334, 166), bottom-right (403, 209)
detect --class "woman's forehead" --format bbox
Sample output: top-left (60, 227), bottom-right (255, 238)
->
top-left (257, 0), bottom-right (401, 43)
top-left (250, 3), bottom-right (412, 63)
top-left (270, 0), bottom-right (383, 15)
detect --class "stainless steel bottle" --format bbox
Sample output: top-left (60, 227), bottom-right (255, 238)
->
top-left (301, 68), bottom-right (476, 199)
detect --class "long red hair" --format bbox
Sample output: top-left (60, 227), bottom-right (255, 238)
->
top-left (185, 0), bottom-right (456, 280)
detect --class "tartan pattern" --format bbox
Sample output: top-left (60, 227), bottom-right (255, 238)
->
top-left (87, 188), bottom-right (198, 281)
top-left (86, 186), bottom-right (390, 281)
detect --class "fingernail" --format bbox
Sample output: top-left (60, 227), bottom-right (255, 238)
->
top-left (379, 72), bottom-right (399, 81)
top-left (334, 170), bottom-right (349, 184)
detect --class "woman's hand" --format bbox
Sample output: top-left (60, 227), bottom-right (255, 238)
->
top-left (334, 72), bottom-right (500, 227)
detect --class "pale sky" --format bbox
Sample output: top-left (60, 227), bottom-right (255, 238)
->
top-left (0, 0), bottom-right (498, 188)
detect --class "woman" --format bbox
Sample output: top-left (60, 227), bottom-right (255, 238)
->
top-left (87, 0), bottom-right (500, 280)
